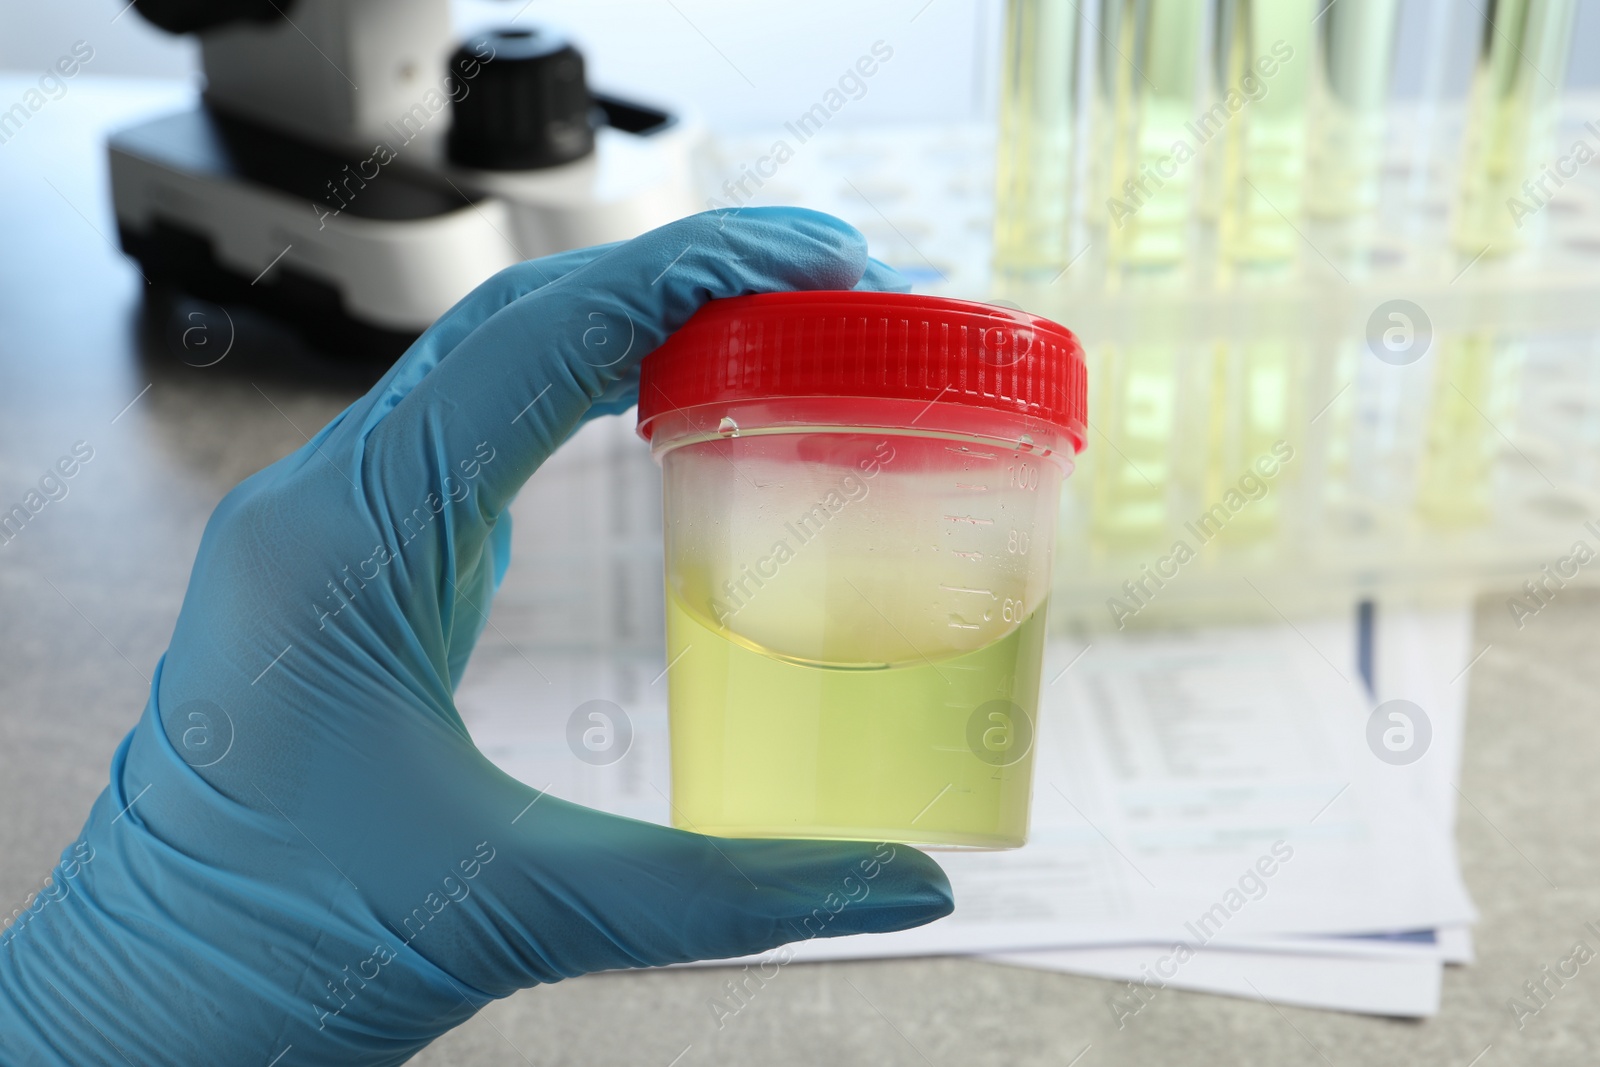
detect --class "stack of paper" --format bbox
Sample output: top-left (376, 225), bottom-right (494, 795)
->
top-left (458, 606), bottom-right (1478, 1018)
top-left (980, 608), bottom-right (1479, 1017)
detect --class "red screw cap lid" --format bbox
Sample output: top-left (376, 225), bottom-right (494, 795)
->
top-left (636, 291), bottom-right (1086, 452)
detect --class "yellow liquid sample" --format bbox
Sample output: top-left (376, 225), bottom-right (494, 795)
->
top-left (1416, 334), bottom-right (1522, 526)
top-left (1097, 0), bottom-right (1204, 272)
top-left (1210, 0), bottom-right (1314, 267)
top-left (993, 0), bottom-right (1082, 282)
top-left (1453, 0), bottom-right (1577, 253)
top-left (664, 587), bottom-right (1046, 849)
top-left (1091, 342), bottom-right (1177, 544)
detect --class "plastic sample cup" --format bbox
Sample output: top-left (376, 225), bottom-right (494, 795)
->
top-left (637, 292), bottom-right (1086, 849)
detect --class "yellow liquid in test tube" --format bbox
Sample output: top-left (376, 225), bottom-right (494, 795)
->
top-left (994, 0), bottom-right (1082, 281)
top-left (1204, 338), bottom-right (1295, 542)
top-left (1096, 0), bottom-right (1205, 271)
top-left (1210, 0), bottom-right (1314, 267)
top-left (664, 588), bottom-right (1046, 849)
top-left (1454, 0), bottom-right (1578, 254)
top-left (1417, 335), bottom-right (1523, 525)
top-left (1091, 342), bottom-right (1177, 543)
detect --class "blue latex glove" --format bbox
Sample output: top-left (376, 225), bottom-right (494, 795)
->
top-left (0, 208), bottom-right (952, 1066)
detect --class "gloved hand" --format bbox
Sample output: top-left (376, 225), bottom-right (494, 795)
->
top-left (0, 208), bottom-right (953, 1066)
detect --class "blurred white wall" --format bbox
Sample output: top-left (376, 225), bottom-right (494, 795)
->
top-left (0, 1), bottom-right (1000, 128)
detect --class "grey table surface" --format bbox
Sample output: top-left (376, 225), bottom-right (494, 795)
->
top-left (3, 79), bottom-right (1599, 1067)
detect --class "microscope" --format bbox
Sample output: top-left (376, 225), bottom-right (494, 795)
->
top-left (110, 0), bottom-right (701, 356)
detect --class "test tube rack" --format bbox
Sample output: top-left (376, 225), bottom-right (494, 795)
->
top-left (695, 87), bottom-right (1600, 632)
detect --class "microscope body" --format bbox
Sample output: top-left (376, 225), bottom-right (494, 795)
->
top-left (109, 0), bottom-right (700, 355)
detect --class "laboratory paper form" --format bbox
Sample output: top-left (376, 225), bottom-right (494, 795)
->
top-left (986, 608), bottom-right (1480, 1016)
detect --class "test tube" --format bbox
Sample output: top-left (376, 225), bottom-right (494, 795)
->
top-left (1416, 334), bottom-right (1523, 525)
top-left (1452, 0), bottom-right (1579, 255)
top-left (993, 0), bottom-right (1082, 282)
top-left (1089, 341), bottom-right (1178, 545)
top-left (1093, 0), bottom-right (1207, 273)
top-left (1082, 2), bottom-right (1205, 550)
top-left (1304, 0), bottom-right (1401, 220)
top-left (1205, 0), bottom-right (1316, 268)
top-left (1201, 337), bottom-right (1298, 544)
